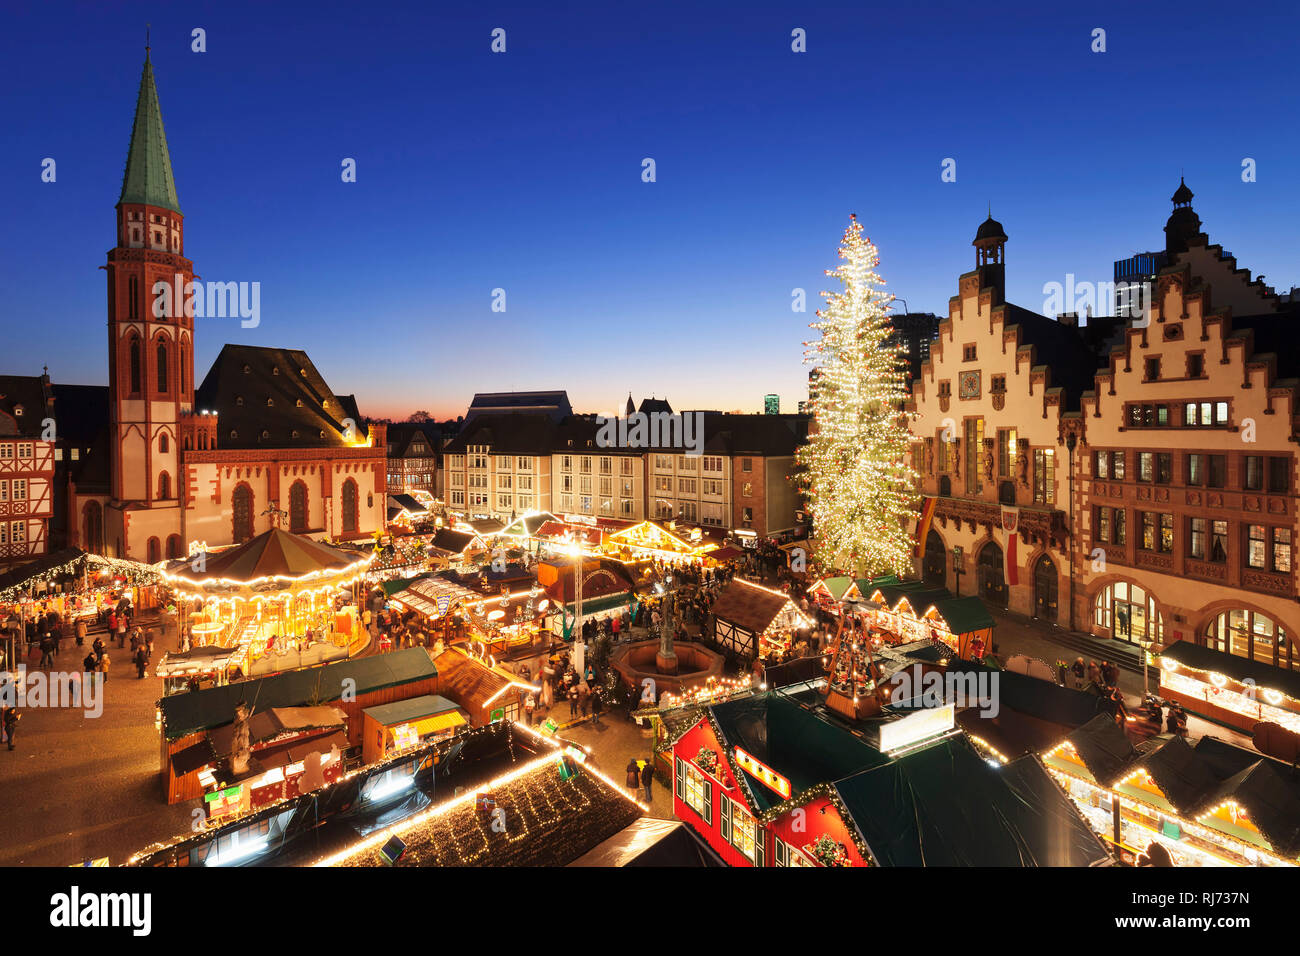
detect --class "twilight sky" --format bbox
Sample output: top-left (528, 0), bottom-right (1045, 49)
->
top-left (3, 0), bottom-right (1298, 420)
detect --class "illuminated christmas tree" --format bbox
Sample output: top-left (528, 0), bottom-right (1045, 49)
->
top-left (797, 215), bottom-right (918, 577)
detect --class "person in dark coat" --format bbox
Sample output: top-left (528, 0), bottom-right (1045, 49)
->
top-left (2, 707), bottom-right (19, 750)
top-left (38, 634), bottom-right (55, 669)
top-left (92, 637), bottom-right (105, 661)
top-left (640, 759), bottom-right (655, 802)
top-left (625, 759), bottom-right (641, 791)
top-left (134, 646), bottom-right (148, 679)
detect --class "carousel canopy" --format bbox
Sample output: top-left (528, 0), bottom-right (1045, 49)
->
top-left (165, 528), bottom-right (368, 586)
top-left (154, 644), bottom-right (241, 678)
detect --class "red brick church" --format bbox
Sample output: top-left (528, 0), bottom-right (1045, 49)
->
top-left (35, 49), bottom-right (387, 562)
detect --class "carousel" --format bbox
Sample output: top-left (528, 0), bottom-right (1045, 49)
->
top-left (159, 528), bottom-right (373, 685)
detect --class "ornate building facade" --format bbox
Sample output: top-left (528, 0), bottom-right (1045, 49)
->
top-left (908, 184), bottom-right (1300, 676)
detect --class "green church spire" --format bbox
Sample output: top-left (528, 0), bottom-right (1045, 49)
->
top-left (118, 48), bottom-right (182, 214)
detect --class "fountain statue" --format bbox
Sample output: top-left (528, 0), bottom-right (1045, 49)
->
top-left (655, 587), bottom-right (679, 675)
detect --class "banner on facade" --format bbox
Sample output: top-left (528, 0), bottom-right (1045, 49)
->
top-left (914, 496), bottom-right (937, 555)
top-left (1001, 506), bottom-right (1019, 587)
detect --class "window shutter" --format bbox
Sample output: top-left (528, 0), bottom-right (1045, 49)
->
top-left (703, 780), bottom-right (712, 826)
top-left (675, 757), bottom-right (685, 801)
top-left (754, 830), bottom-right (766, 868)
top-left (720, 794), bottom-right (732, 843)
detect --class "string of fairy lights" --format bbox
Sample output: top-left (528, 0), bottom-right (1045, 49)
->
top-left (796, 215), bottom-right (918, 579)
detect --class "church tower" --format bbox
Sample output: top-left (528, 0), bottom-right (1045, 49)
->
top-left (104, 47), bottom-right (194, 560)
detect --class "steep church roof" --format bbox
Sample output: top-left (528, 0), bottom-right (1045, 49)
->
top-left (118, 50), bottom-right (181, 214)
top-left (194, 345), bottom-right (368, 449)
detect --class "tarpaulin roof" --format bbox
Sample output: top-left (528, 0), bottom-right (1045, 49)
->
top-left (709, 693), bottom-right (891, 812)
top-left (1129, 734), bottom-right (1221, 815)
top-left (990, 670), bottom-right (1113, 729)
top-left (159, 647), bottom-right (437, 740)
top-left (835, 737), bottom-right (1111, 866)
top-left (208, 705), bottom-right (348, 755)
top-left (154, 644), bottom-right (241, 678)
top-left (1160, 639), bottom-right (1300, 701)
top-left (166, 528), bottom-right (366, 584)
top-left (1057, 714), bottom-right (1137, 785)
top-left (1198, 760), bottom-right (1300, 855)
top-left (567, 817), bottom-right (715, 867)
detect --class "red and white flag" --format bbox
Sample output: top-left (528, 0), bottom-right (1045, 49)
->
top-left (1001, 506), bottom-right (1020, 587)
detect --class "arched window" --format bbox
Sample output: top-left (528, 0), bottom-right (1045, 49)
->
top-left (179, 341), bottom-right (187, 395)
top-left (147, 537), bottom-right (161, 563)
top-left (157, 340), bottom-right (169, 393)
top-left (166, 534), bottom-right (183, 559)
top-left (1205, 609), bottom-right (1294, 671)
top-left (342, 479), bottom-right (359, 533)
top-left (160, 433), bottom-right (169, 454)
top-left (1093, 581), bottom-right (1163, 645)
top-left (129, 337), bottom-right (142, 395)
top-left (232, 484), bottom-right (254, 543)
top-left (289, 481), bottom-right (308, 533)
top-left (82, 501), bottom-right (104, 554)
top-left (158, 472), bottom-right (171, 500)
top-left (977, 542), bottom-right (1007, 607)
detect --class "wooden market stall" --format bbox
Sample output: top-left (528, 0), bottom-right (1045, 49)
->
top-left (361, 694), bottom-right (469, 763)
top-left (708, 577), bottom-right (813, 660)
top-left (922, 597), bottom-right (996, 662)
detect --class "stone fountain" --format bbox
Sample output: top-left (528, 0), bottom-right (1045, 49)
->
top-left (610, 586), bottom-right (726, 698)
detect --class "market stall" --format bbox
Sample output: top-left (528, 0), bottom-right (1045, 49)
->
top-left (604, 521), bottom-right (707, 564)
top-left (1042, 714), bottom-right (1300, 867)
top-left (1156, 640), bottom-right (1300, 735)
top-left (708, 577), bottom-right (813, 660)
top-left (361, 694), bottom-right (469, 763)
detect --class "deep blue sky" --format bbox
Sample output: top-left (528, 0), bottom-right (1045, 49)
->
top-left (3, 0), bottom-right (1298, 419)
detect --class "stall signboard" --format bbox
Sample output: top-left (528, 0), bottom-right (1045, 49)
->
top-left (541, 718), bottom-right (559, 736)
top-left (204, 783), bottom-right (249, 821)
top-left (734, 746), bottom-right (791, 799)
top-left (878, 704), bottom-right (956, 755)
top-left (489, 707), bottom-right (505, 723)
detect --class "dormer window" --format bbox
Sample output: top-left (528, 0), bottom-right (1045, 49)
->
top-left (243, 365), bottom-right (251, 374)
top-left (291, 430), bottom-right (300, 439)
top-left (229, 430), bottom-right (238, 439)
top-left (260, 430), bottom-right (269, 440)
top-left (266, 398), bottom-right (274, 407)
top-left (296, 399), bottom-right (304, 407)
top-left (236, 396), bottom-right (244, 406)
top-left (12, 406), bottom-right (21, 417)
top-left (318, 429), bottom-right (326, 439)
top-left (300, 368), bottom-right (308, 377)
top-left (272, 367), bottom-right (280, 376)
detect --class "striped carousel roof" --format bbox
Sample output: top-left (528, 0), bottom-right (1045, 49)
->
top-left (165, 528), bottom-right (369, 586)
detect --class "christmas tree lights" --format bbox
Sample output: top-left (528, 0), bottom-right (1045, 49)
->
top-left (797, 216), bottom-right (919, 577)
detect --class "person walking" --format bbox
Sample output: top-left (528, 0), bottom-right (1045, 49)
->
top-left (524, 691), bottom-right (536, 726)
top-left (134, 645), bottom-right (148, 679)
top-left (640, 759), bottom-right (654, 803)
top-left (115, 614), bottom-right (127, 649)
top-left (1071, 657), bottom-right (1086, 690)
top-left (578, 680), bottom-right (590, 719)
top-left (146, 628), bottom-right (155, 662)
top-left (2, 707), bottom-right (19, 750)
top-left (99, 651), bottom-right (111, 684)
top-left (75, 617), bottom-right (87, 647)
top-left (590, 687), bottom-right (602, 727)
top-left (1087, 660), bottom-right (1101, 687)
top-left (568, 682), bottom-right (579, 719)
top-left (38, 633), bottom-right (54, 669)
top-left (625, 759), bottom-right (641, 793)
